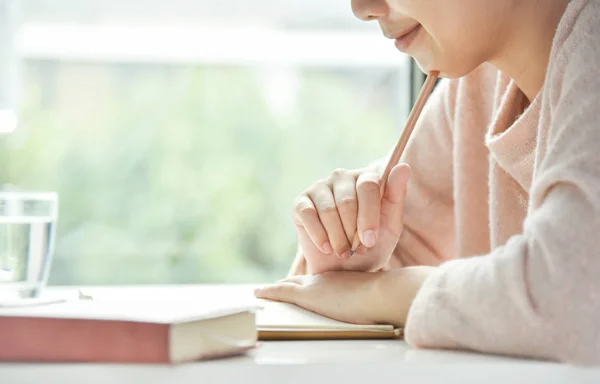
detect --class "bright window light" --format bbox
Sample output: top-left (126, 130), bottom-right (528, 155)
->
top-left (0, 109), bottom-right (17, 133)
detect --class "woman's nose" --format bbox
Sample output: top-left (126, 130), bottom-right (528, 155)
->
top-left (351, 0), bottom-right (388, 21)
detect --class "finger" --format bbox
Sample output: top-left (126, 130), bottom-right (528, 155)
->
top-left (356, 171), bottom-right (382, 248)
top-left (295, 225), bottom-right (347, 274)
top-left (295, 223), bottom-right (328, 260)
top-left (293, 194), bottom-right (333, 254)
top-left (381, 164), bottom-right (411, 237)
top-left (353, 245), bottom-right (368, 255)
top-left (254, 283), bottom-right (300, 304)
top-left (307, 184), bottom-right (351, 258)
top-left (332, 172), bottom-right (358, 244)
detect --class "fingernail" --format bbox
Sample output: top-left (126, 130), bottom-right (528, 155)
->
top-left (322, 242), bottom-right (333, 254)
top-left (363, 230), bottom-right (378, 247)
top-left (341, 250), bottom-right (351, 259)
top-left (254, 288), bottom-right (263, 296)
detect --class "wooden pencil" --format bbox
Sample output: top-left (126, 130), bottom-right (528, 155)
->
top-left (349, 70), bottom-right (440, 256)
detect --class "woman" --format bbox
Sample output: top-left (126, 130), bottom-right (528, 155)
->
top-left (255, 0), bottom-right (600, 364)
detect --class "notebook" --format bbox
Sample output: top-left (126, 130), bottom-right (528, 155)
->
top-left (0, 299), bottom-right (258, 364)
top-left (255, 299), bottom-right (402, 340)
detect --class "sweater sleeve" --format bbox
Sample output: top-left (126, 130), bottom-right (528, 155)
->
top-left (404, 2), bottom-right (600, 365)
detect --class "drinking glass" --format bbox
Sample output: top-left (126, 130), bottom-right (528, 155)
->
top-left (0, 189), bottom-right (58, 299)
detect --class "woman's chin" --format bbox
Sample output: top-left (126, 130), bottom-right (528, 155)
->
top-left (414, 59), bottom-right (478, 79)
top-left (414, 54), bottom-right (485, 79)
top-left (411, 55), bottom-right (441, 76)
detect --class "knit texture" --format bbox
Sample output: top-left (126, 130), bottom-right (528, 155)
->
top-left (401, 0), bottom-right (600, 364)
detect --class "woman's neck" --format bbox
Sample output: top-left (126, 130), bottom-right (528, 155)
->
top-left (489, 0), bottom-right (571, 102)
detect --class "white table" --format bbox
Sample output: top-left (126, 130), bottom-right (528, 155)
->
top-left (1, 285), bottom-right (599, 384)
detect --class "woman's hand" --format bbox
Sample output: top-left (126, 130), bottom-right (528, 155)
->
top-left (255, 266), bottom-right (435, 327)
top-left (293, 163), bottom-right (411, 274)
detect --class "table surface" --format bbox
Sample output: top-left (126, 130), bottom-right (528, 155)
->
top-left (1, 284), bottom-right (599, 384)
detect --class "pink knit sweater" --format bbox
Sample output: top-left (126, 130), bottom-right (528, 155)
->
top-left (402, 0), bottom-right (600, 364)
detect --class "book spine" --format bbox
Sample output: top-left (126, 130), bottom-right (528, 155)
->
top-left (0, 317), bottom-right (171, 363)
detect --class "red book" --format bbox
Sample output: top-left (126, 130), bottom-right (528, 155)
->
top-left (0, 298), bottom-right (258, 364)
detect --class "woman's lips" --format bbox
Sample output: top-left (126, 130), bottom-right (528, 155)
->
top-left (394, 24), bottom-right (422, 52)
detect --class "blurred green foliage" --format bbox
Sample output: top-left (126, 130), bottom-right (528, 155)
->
top-left (0, 61), bottom-right (401, 285)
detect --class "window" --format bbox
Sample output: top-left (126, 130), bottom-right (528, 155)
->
top-left (0, 0), bottom-right (412, 285)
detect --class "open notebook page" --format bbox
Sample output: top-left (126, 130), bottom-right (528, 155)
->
top-left (255, 299), bottom-right (394, 331)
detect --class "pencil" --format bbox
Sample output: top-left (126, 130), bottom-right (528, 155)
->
top-left (349, 70), bottom-right (440, 256)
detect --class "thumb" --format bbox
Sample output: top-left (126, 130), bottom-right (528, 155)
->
top-left (381, 163), bottom-right (411, 237)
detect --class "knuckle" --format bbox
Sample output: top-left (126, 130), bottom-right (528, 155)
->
top-left (316, 179), bottom-right (330, 189)
top-left (274, 284), bottom-right (298, 300)
top-left (299, 204), bottom-right (318, 217)
top-left (334, 182), bottom-right (357, 196)
top-left (357, 173), bottom-right (380, 193)
top-left (293, 197), bottom-right (318, 218)
top-left (304, 185), bottom-right (317, 196)
top-left (292, 194), bottom-right (304, 207)
top-left (336, 195), bottom-right (357, 208)
top-left (333, 183), bottom-right (357, 204)
top-left (357, 179), bottom-right (380, 194)
top-left (316, 202), bottom-right (337, 213)
top-left (271, 285), bottom-right (287, 294)
top-left (333, 243), bottom-right (351, 255)
top-left (306, 190), bottom-right (337, 214)
top-left (306, 182), bottom-right (329, 197)
top-left (293, 196), bottom-right (311, 211)
top-left (357, 171), bottom-right (380, 185)
top-left (331, 168), bottom-right (348, 180)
